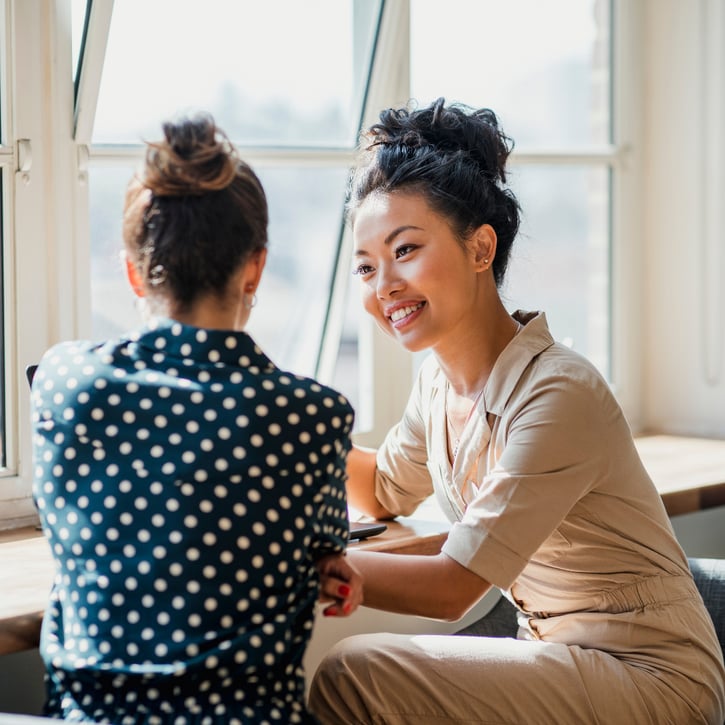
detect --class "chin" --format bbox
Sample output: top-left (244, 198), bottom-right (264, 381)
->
top-left (375, 319), bottom-right (430, 353)
top-left (402, 340), bottom-right (429, 353)
top-left (393, 331), bottom-right (430, 353)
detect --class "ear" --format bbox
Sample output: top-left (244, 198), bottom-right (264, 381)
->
top-left (242, 247), bottom-right (267, 294)
top-left (469, 224), bottom-right (497, 272)
top-left (124, 251), bottom-right (146, 298)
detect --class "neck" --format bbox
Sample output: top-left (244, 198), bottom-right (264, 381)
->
top-left (147, 292), bottom-right (249, 332)
top-left (437, 303), bottom-right (521, 398)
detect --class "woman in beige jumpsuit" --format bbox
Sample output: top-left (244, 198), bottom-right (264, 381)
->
top-left (307, 98), bottom-right (725, 724)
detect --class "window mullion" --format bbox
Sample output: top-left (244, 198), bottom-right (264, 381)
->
top-left (609, 0), bottom-right (645, 427)
top-left (74, 0), bottom-right (114, 144)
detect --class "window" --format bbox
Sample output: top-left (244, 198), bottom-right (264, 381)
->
top-left (82, 0), bottom-right (383, 418)
top-left (0, 0), bottom-right (616, 520)
top-left (409, 0), bottom-right (613, 376)
top-left (0, 0), bottom-right (654, 527)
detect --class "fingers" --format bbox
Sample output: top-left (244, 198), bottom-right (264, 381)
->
top-left (322, 603), bottom-right (353, 617)
top-left (316, 553), bottom-right (363, 617)
top-left (320, 580), bottom-right (357, 617)
top-left (318, 575), bottom-right (349, 601)
top-left (321, 578), bottom-right (361, 618)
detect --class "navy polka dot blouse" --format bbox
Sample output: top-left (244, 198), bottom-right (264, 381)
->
top-left (31, 318), bottom-right (354, 724)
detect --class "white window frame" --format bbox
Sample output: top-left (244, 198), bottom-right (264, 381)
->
top-left (1, 0), bottom-right (79, 527)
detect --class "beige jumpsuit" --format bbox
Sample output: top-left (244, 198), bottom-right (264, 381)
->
top-left (309, 311), bottom-right (725, 724)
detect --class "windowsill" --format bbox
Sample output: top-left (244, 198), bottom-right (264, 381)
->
top-left (633, 433), bottom-right (725, 515)
top-left (2, 434), bottom-right (725, 657)
top-left (0, 527), bottom-right (53, 655)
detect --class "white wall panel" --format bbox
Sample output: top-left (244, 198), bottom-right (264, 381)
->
top-left (642, 0), bottom-right (725, 436)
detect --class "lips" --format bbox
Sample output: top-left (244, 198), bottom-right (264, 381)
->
top-left (388, 302), bottom-right (424, 323)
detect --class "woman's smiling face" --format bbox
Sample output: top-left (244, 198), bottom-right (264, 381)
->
top-left (352, 191), bottom-right (483, 353)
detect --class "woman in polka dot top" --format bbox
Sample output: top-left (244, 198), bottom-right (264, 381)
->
top-left (31, 113), bottom-right (360, 724)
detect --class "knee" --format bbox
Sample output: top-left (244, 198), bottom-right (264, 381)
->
top-left (308, 635), bottom-right (376, 723)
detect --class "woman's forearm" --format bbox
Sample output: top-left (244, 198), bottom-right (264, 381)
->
top-left (348, 549), bottom-right (491, 622)
top-left (346, 445), bottom-right (395, 519)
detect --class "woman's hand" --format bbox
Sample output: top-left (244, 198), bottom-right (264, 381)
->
top-left (316, 553), bottom-right (363, 617)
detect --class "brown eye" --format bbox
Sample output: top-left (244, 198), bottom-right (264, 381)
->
top-left (395, 244), bottom-right (416, 259)
top-left (352, 264), bottom-right (374, 277)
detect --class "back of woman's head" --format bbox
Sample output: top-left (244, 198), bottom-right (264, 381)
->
top-left (348, 97), bottom-right (520, 287)
top-left (124, 113), bottom-right (268, 310)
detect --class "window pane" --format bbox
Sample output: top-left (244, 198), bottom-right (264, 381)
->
top-left (93, 0), bottom-right (382, 146)
top-left (88, 0), bottom-right (382, 385)
top-left (89, 164), bottom-right (349, 377)
top-left (408, 0), bottom-right (613, 379)
top-left (247, 166), bottom-right (349, 375)
top-left (88, 166), bottom-right (136, 339)
top-left (410, 0), bottom-right (610, 148)
top-left (505, 165), bottom-right (611, 377)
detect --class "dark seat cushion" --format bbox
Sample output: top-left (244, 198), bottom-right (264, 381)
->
top-left (688, 557), bottom-right (725, 652)
top-left (456, 594), bottom-right (517, 638)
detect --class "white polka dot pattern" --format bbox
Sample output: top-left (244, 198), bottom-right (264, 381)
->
top-left (31, 318), bottom-right (354, 724)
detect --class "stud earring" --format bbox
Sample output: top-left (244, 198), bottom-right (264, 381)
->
top-left (484, 259), bottom-right (489, 264)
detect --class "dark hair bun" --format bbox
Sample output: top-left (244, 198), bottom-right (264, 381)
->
top-left (143, 112), bottom-right (239, 196)
top-left (370, 97), bottom-right (514, 185)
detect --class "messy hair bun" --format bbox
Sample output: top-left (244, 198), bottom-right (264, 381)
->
top-left (348, 97), bottom-right (520, 287)
top-left (143, 115), bottom-right (239, 196)
top-left (124, 113), bottom-right (268, 310)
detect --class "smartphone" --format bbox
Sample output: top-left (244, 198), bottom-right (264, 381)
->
top-left (349, 521), bottom-right (387, 540)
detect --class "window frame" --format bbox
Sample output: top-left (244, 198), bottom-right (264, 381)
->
top-left (1, 0), bottom-right (80, 527)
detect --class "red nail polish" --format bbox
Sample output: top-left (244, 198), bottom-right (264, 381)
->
top-left (323, 607), bottom-right (338, 617)
top-left (338, 584), bottom-right (351, 597)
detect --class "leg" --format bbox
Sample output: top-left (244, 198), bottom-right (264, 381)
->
top-left (308, 632), bottom-right (695, 725)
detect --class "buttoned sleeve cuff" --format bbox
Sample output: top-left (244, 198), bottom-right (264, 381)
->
top-left (441, 521), bottom-right (527, 590)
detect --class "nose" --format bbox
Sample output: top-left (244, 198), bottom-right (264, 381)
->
top-left (375, 263), bottom-right (403, 299)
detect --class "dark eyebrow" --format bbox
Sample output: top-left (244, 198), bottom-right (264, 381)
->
top-left (354, 225), bottom-right (423, 257)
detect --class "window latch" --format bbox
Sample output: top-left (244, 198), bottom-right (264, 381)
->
top-left (16, 138), bottom-right (32, 183)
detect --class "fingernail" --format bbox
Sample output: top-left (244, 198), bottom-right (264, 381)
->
top-left (343, 601), bottom-right (352, 614)
top-left (323, 607), bottom-right (338, 617)
top-left (338, 584), bottom-right (351, 597)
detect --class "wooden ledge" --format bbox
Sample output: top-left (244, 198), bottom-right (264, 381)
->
top-left (351, 517), bottom-right (449, 556)
top-left (634, 434), bottom-right (725, 516)
top-left (0, 527), bottom-right (52, 654)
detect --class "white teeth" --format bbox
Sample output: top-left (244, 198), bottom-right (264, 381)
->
top-left (390, 303), bottom-right (423, 322)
